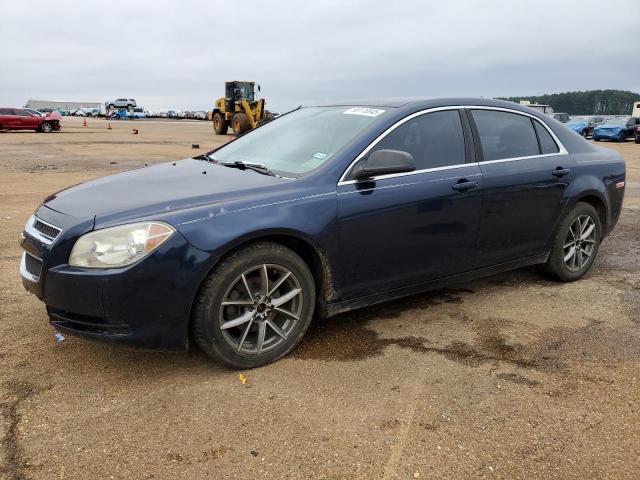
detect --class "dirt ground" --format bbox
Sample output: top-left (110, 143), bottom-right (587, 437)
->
top-left (1, 116), bottom-right (639, 479)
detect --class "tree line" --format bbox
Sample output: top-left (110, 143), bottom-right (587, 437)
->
top-left (498, 90), bottom-right (640, 115)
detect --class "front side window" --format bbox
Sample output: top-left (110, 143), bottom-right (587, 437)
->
top-left (472, 110), bottom-right (540, 161)
top-left (213, 106), bottom-right (386, 176)
top-left (368, 110), bottom-right (466, 170)
top-left (12, 109), bottom-right (30, 116)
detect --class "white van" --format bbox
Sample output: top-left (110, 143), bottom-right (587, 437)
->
top-left (632, 101), bottom-right (640, 118)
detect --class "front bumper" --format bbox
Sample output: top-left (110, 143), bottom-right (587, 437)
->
top-left (20, 207), bottom-right (215, 351)
top-left (593, 129), bottom-right (622, 140)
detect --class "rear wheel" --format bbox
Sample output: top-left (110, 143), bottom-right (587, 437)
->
top-left (192, 242), bottom-right (316, 368)
top-left (212, 112), bottom-right (228, 135)
top-left (543, 202), bottom-right (602, 282)
top-left (231, 113), bottom-right (250, 135)
top-left (127, 104), bottom-right (133, 112)
top-left (40, 122), bottom-right (53, 133)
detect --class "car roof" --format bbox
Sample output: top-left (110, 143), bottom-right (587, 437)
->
top-left (308, 97), bottom-right (551, 114)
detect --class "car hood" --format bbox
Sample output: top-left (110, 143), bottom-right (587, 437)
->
top-left (595, 124), bottom-right (623, 131)
top-left (44, 158), bottom-right (290, 226)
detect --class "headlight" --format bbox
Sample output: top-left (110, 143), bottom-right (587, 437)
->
top-left (69, 221), bottom-right (175, 268)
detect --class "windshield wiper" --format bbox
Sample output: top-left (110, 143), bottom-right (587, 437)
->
top-left (219, 160), bottom-right (276, 176)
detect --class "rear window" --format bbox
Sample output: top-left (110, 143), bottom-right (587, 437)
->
top-left (472, 110), bottom-right (540, 161)
top-left (533, 121), bottom-right (559, 154)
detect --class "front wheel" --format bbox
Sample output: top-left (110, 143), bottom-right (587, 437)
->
top-left (543, 202), bottom-right (602, 282)
top-left (39, 122), bottom-right (53, 133)
top-left (231, 112), bottom-right (250, 135)
top-left (192, 242), bottom-right (316, 368)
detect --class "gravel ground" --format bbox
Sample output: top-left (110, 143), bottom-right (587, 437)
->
top-left (1, 117), bottom-right (639, 479)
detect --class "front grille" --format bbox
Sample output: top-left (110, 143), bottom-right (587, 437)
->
top-left (24, 253), bottom-right (43, 279)
top-left (33, 218), bottom-right (61, 241)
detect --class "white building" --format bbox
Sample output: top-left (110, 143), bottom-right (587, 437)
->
top-left (25, 99), bottom-right (103, 112)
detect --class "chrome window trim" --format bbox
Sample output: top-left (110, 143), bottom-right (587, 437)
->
top-left (468, 105), bottom-right (568, 157)
top-left (337, 105), bottom-right (568, 186)
top-left (24, 214), bottom-right (62, 245)
top-left (20, 252), bottom-right (41, 283)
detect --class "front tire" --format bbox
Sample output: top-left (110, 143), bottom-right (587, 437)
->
top-left (212, 112), bottom-right (228, 135)
top-left (231, 112), bottom-right (250, 135)
top-left (544, 202), bottom-right (602, 282)
top-left (192, 242), bottom-right (316, 368)
top-left (39, 122), bottom-right (53, 133)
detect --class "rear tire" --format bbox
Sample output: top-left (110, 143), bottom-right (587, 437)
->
top-left (543, 202), bottom-right (602, 282)
top-left (231, 113), bottom-right (250, 135)
top-left (192, 242), bottom-right (316, 368)
top-left (212, 112), bottom-right (228, 135)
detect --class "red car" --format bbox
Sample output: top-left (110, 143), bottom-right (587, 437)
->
top-left (0, 108), bottom-right (61, 133)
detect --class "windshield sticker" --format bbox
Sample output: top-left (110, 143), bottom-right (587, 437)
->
top-left (343, 107), bottom-right (385, 117)
top-left (313, 152), bottom-right (328, 160)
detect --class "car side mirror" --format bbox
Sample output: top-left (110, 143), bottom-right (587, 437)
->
top-left (351, 149), bottom-right (415, 180)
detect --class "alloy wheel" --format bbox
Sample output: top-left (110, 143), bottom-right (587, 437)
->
top-left (563, 215), bottom-right (597, 272)
top-left (219, 264), bottom-right (303, 354)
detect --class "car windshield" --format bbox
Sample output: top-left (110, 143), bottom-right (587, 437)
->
top-left (211, 106), bottom-right (387, 176)
top-left (604, 117), bottom-right (628, 125)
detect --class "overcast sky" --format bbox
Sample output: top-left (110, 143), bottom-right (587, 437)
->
top-left (1, 0), bottom-right (639, 112)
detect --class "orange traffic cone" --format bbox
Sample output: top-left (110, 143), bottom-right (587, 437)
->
top-left (107, 122), bottom-right (112, 130)
top-left (83, 118), bottom-right (87, 127)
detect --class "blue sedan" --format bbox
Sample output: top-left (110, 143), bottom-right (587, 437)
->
top-left (592, 116), bottom-right (636, 142)
top-left (566, 117), bottom-right (592, 137)
top-left (20, 98), bottom-right (626, 368)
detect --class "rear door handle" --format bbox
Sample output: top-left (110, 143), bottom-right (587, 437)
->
top-left (552, 167), bottom-right (571, 178)
top-left (451, 180), bottom-right (479, 192)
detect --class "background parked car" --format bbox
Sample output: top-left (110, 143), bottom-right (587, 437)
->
top-left (105, 98), bottom-right (137, 111)
top-left (0, 108), bottom-right (61, 132)
top-left (566, 117), bottom-right (594, 137)
top-left (75, 108), bottom-right (100, 117)
top-left (635, 125), bottom-right (640, 144)
top-left (550, 112), bottom-right (570, 123)
top-left (592, 116), bottom-right (640, 142)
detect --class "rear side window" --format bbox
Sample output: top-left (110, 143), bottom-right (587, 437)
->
top-left (370, 110), bottom-right (466, 170)
top-left (472, 110), bottom-right (539, 161)
top-left (533, 120), bottom-right (559, 154)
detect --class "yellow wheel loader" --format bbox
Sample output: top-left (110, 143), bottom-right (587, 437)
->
top-left (210, 81), bottom-right (270, 135)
